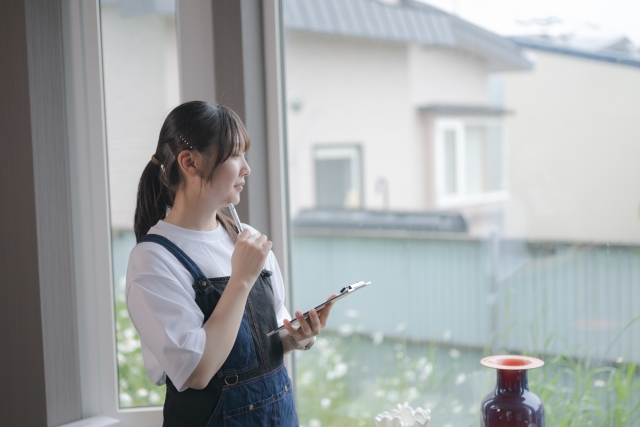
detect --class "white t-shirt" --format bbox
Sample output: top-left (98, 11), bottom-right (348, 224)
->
top-left (125, 220), bottom-right (290, 392)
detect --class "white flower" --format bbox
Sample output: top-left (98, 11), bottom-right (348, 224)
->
top-left (455, 373), bottom-right (466, 385)
top-left (449, 349), bottom-right (460, 359)
top-left (593, 379), bottom-right (605, 388)
top-left (371, 332), bottom-right (384, 345)
top-left (616, 357), bottom-right (624, 364)
top-left (136, 388), bottom-right (149, 397)
top-left (375, 402), bottom-right (431, 427)
top-left (396, 323), bottom-right (406, 333)
top-left (418, 363), bottom-right (433, 381)
top-left (308, 419), bottom-right (322, 427)
top-left (326, 362), bottom-right (348, 380)
top-left (149, 390), bottom-right (160, 404)
top-left (338, 324), bottom-right (354, 337)
top-left (320, 397), bottom-right (331, 409)
top-left (119, 393), bottom-right (132, 406)
top-left (442, 330), bottom-right (452, 341)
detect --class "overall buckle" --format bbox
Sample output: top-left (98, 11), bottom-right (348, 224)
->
top-left (224, 374), bottom-right (239, 386)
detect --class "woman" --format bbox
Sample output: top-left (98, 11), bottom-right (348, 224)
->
top-left (126, 101), bottom-right (334, 426)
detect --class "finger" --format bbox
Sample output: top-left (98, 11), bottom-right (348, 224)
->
top-left (295, 310), bottom-right (312, 335)
top-left (283, 319), bottom-right (304, 341)
top-left (255, 234), bottom-right (268, 246)
top-left (318, 295), bottom-right (337, 325)
top-left (308, 308), bottom-right (322, 334)
top-left (317, 302), bottom-right (334, 327)
top-left (237, 228), bottom-right (252, 241)
top-left (247, 234), bottom-right (262, 247)
top-left (263, 240), bottom-right (273, 252)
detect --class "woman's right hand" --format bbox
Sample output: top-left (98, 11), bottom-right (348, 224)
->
top-left (230, 228), bottom-right (273, 288)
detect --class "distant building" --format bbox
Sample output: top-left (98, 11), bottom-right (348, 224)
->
top-left (503, 36), bottom-right (640, 242)
top-left (283, 0), bottom-right (531, 236)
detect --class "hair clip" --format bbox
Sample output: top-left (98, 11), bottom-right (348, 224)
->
top-left (177, 133), bottom-right (194, 150)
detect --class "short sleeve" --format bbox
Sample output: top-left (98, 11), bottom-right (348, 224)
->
top-left (126, 244), bottom-right (206, 392)
top-left (265, 251), bottom-right (291, 326)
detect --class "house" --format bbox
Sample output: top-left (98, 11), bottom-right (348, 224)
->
top-left (503, 35), bottom-right (640, 242)
top-left (282, 0), bottom-right (532, 237)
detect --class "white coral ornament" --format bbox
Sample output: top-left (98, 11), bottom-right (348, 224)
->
top-left (374, 402), bottom-right (431, 427)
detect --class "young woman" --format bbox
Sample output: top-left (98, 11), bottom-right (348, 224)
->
top-left (126, 101), bottom-right (334, 426)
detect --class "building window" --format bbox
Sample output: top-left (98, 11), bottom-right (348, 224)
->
top-left (314, 145), bottom-right (362, 209)
top-left (435, 119), bottom-right (506, 206)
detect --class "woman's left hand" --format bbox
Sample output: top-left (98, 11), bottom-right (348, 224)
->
top-left (283, 293), bottom-right (337, 349)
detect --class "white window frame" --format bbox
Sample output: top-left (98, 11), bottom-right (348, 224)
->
top-left (434, 117), bottom-right (508, 209)
top-left (314, 145), bottom-right (363, 208)
top-left (64, 0), bottom-right (285, 425)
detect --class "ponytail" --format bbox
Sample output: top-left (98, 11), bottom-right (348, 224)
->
top-left (134, 159), bottom-right (172, 242)
top-left (133, 101), bottom-right (251, 243)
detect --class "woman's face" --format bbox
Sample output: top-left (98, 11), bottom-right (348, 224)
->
top-left (204, 150), bottom-right (251, 209)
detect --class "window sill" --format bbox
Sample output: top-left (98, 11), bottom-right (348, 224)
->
top-left (59, 416), bottom-right (121, 427)
top-left (436, 191), bottom-right (509, 209)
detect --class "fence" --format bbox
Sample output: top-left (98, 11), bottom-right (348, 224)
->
top-left (291, 229), bottom-right (640, 364)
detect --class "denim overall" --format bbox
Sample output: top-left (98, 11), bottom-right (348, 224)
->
top-left (138, 234), bottom-right (298, 427)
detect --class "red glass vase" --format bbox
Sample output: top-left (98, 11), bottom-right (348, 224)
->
top-left (480, 355), bottom-right (545, 427)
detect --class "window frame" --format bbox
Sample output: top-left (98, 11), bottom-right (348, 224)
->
top-left (434, 117), bottom-right (509, 208)
top-left (314, 144), bottom-right (363, 209)
top-left (64, 0), bottom-right (286, 424)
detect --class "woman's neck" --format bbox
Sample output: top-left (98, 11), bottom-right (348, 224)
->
top-left (164, 190), bottom-right (219, 231)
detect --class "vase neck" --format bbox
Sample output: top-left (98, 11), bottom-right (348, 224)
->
top-left (496, 369), bottom-right (528, 395)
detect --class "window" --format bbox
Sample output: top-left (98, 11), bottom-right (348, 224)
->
top-left (315, 145), bottom-right (363, 209)
top-left (435, 119), bottom-right (506, 207)
top-left (282, 0), bottom-right (640, 426)
top-left (66, 1), bottom-right (640, 426)
top-left (99, 0), bottom-right (180, 410)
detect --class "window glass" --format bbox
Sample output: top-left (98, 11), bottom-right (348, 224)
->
top-left (282, 0), bottom-right (640, 426)
top-left (315, 145), bottom-right (363, 209)
top-left (100, 0), bottom-right (179, 409)
top-left (464, 126), bottom-right (485, 195)
top-left (443, 130), bottom-right (457, 195)
top-left (486, 125), bottom-right (503, 192)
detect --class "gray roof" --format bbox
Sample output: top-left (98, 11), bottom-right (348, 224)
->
top-left (512, 36), bottom-right (640, 69)
top-left (419, 104), bottom-right (512, 116)
top-left (293, 209), bottom-right (468, 233)
top-left (282, 0), bottom-right (531, 71)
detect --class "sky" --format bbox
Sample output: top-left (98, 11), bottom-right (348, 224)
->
top-left (419, 0), bottom-right (640, 46)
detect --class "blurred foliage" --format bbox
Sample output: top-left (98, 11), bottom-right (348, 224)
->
top-left (114, 292), bottom-right (639, 426)
top-left (294, 327), bottom-right (640, 427)
top-left (114, 293), bottom-right (166, 408)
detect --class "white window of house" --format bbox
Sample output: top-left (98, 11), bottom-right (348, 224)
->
top-left (314, 145), bottom-right (363, 209)
top-left (435, 119), bottom-right (507, 207)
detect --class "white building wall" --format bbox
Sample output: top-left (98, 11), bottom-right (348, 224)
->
top-left (284, 31), bottom-right (494, 218)
top-left (407, 45), bottom-right (491, 106)
top-left (102, 6), bottom-right (180, 231)
top-left (284, 32), bottom-right (418, 215)
top-left (503, 50), bottom-right (640, 243)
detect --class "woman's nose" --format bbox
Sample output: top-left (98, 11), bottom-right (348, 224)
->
top-left (242, 158), bottom-right (251, 176)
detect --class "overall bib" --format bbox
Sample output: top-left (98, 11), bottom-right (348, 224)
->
top-left (138, 234), bottom-right (299, 427)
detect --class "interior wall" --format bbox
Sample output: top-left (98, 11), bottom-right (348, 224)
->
top-left (0, 0), bottom-right (81, 425)
top-left (25, 0), bottom-right (82, 424)
top-left (0, 0), bottom-right (49, 425)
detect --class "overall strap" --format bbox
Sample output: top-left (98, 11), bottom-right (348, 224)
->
top-left (139, 234), bottom-right (207, 284)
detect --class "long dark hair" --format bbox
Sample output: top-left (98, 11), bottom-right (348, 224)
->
top-left (134, 101), bottom-right (250, 242)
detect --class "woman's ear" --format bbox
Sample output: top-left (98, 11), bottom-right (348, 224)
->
top-left (176, 150), bottom-right (200, 178)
